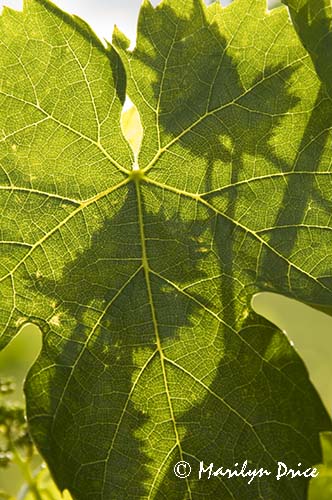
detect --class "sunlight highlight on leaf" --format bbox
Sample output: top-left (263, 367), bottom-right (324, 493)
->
top-left (121, 104), bottom-right (143, 160)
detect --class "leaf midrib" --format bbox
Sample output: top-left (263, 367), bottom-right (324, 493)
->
top-left (134, 177), bottom-right (193, 500)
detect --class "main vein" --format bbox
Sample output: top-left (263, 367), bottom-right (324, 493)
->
top-left (134, 178), bottom-right (192, 499)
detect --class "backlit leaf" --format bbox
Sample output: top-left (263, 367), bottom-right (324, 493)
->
top-left (0, 0), bottom-right (331, 498)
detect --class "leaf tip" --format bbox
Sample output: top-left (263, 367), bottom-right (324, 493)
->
top-left (142, 0), bottom-right (152, 8)
top-left (112, 24), bottom-right (131, 50)
top-left (0, 2), bottom-right (22, 20)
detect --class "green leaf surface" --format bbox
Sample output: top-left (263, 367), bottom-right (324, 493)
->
top-left (283, 0), bottom-right (332, 95)
top-left (0, 0), bottom-right (332, 499)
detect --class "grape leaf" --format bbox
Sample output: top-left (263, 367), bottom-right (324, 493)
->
top-left (0, 0), bottom-right (331, 499)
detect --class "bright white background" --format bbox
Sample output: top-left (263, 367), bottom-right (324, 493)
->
top-left (0, 0), bottom-right (233, 45)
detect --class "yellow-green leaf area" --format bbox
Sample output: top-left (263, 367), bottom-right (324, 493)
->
top-left (0, 0), bottom-right (332, 499)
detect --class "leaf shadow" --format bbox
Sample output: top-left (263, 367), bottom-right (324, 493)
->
top-left (286, 0), bottom-right (332, 96)
top-left (24, 1), bottom-right (332, 498)
top-left (128, 0), bottom-right (332, 498)
top-left (255, 85), bottom-right (332, 303)
top-left (25, 182), bottom-right (214, 498)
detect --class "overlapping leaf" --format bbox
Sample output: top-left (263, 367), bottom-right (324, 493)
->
top-left (0, 0), bottom-right (331, 499)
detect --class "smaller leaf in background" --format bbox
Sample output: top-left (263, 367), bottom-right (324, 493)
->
top-left (22, 467), bottom-right (73, 500)
top-left (252, 292), bottom-right (332, 413)
top-left (0, 377), bottom-right (37, 499)
top-left (0, 378), bottom-right (33, 467)
top-left (308, 432), bottom-right (332, 500)
top-left (0, 325), bottom-right (42, 401)
top-left (0, 374), bottom-right (72, 499)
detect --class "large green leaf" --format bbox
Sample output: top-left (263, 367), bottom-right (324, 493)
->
top-left (0, 0), bottom-right (331, 498)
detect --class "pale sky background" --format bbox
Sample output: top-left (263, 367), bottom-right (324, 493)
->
top-left (0, 0), bottom-right (234, 45)
top-left (0, 0), bottom-right (274, 47)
